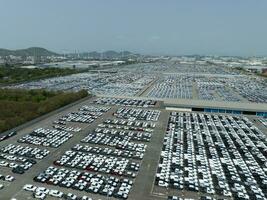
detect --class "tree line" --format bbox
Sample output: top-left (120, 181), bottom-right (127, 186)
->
top-left (0, 65), bottom-right (86, 84)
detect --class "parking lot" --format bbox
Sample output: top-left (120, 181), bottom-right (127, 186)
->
top-left (0, 95), bottom-right (266, 200)
top-left (154, 112), bottom-right (267, 199)
top-left (5, 61), bottom-right (267, 104)
top-left (145, 73), bottom-right (267, 104)
top-left (0, 97), bottom-right (117, 199)
top-left (7, 70), bottom-right (155, 97)
top-left (146, 75), bottom-right (194, 99)
top-left (30, 103), bottom-right (162, 199)
top-left (0, 97), bottom-right (168, 200)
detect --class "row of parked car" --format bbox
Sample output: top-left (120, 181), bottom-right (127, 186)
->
top-left (34, 166), bottom-right (133, 199)
top-left (23, 184), bottom-right (96, 200)
top-left (0, 144), bottom-right (49, 160)
top-left (155, 112), bottom-right (267, 200)
top-left (0, 152), bottom-right (36, 174)
top-left (258, 117), bottom-right (267, 128)
top-left (94, 97), bottom-right (157, 107)
top-left (81, 132), bottom-right (147, 153)
top-left (17, 128), bottom-right (73, 148)
top-left (167, 196), bottom-right (225, 200)
top-left (98, 123), bottom-right (153, 133)
top-left (104, 119), bottom-right (156, 129)
top-left (53, 124), bottom-right (82, 133)
top-left (58, 105), bottom-right (110, 124)
top-left (95, 128), bottom-right (151, 142)
top-left (72, 144), bottom-right (144, 160)
top-left (79, 105), bottom-right (111, 113)
top-left (114, 107), bottom-right (161, 121)
top-left (53, 150), bottom-right (139, 178)
top-left (59, 112), bottom-right (100, 124)
top-left (0, 131), bottom-right (17, 142)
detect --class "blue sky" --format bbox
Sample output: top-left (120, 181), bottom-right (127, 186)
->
top-left (0, 0), bottom-right (267, 56)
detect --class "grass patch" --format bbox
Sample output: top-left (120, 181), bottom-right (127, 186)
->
top-left (0, 89), bottom-right (89, 133)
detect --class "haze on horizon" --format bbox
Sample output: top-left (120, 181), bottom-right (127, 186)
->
top-left (0, 0), bottom-right (267, 56)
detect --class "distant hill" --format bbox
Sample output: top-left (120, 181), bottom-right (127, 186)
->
top-left (87, 51), bottom-right (101, 58)
top-left (102, 50), bottom-right (137, 58)
top-left (0, 47), bottom-right (59, 57)
top-left (0, 47), bottom-right (138, 59)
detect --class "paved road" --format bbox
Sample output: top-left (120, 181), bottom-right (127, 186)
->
top-left (128, 110), bottom-right (169, 200)
top-left (137, 78), bottom-right (157, 97)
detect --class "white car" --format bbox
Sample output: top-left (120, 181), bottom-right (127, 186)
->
top-left (34, 191), bottom-right (46, 199)
top-left (0, 184), bottom-right (4, 190)
top-left (5, 175), bottom-right (15, 182)
top-left (0, 161), bottom-right (8, 167)
top-left (81, 196), bottom-right (92, 200)
top-left (66, 193), bottom-right (77, 200)
top-left (23, 184), bottom-right (36, 192)
top-left (36, 187), bottom-right (49, 194)
top-left (49, 189), bottom-right (63, 198)
top-left (8, 163), bottom-right (18, 168)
